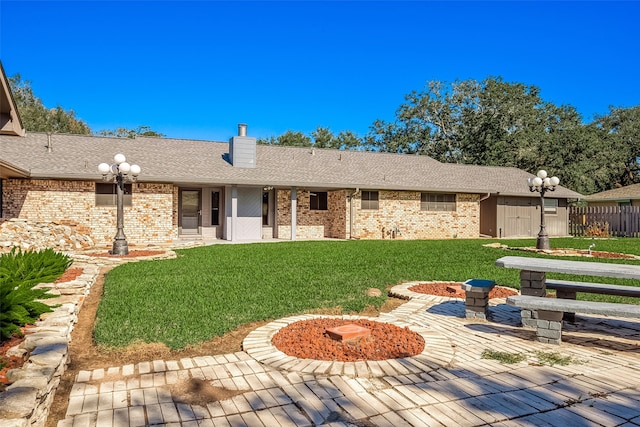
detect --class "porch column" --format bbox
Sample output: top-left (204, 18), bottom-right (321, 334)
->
top-left (291, 187), bottom-right (297, 241)
top-left (231, 185), bottom-right (238, 242)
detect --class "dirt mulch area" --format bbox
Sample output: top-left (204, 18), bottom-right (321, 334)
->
top-left (0, 326), bottom-right (33, 391)
top-left (580, 250), bottom-right (637, 259)
top-left (82, 249), bottom-right (167, 258)
top-left (408, 282), bottom-right (518, 299)
top-left (272, 318), bottom-right (425, 362)
top-left (54, 267), bottom-right (84, 283)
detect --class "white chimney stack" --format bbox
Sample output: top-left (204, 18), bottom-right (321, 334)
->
top-left (229, 123), bottom-right (256, 168)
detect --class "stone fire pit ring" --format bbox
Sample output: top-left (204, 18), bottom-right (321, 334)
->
top-left (242, 314), bottom-right (455, 378)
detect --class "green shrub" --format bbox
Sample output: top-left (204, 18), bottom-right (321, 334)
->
top-left (0, 248), bottom-right (72, 340)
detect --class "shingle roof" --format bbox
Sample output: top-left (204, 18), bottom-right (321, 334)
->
top-left (585, 183), bottom-right (640, 201)
top-left (0, 132), bottom-right (583, 199)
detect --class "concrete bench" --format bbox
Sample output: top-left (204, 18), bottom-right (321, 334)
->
top-left (545, 279), bottom-right (640, 299)
top-left (507, 295), bottom-right (640, 344)
top-left (496, 256), bottom-right (640, 328)
top-left (545, 279), bottom-right (640, 321)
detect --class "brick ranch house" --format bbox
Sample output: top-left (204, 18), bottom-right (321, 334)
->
top-left (0, 75), bottom-right (582, 247)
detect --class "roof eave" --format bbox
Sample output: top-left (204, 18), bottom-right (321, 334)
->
top-left (0, 160), bottom-right (29, 178)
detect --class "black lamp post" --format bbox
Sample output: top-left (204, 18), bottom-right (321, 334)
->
top-left (99, 154), bottom-right (141, 255)
top-left (528, 170), bottom-right (560, 250)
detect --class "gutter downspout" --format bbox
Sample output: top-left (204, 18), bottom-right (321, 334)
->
top-left (350, 188), bottom-right (360, 239)
top-left (479, 193), bottom-right (492, 238)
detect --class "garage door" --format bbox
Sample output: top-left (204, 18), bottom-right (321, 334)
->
top-left (503, 198), bottom-right (533, 237)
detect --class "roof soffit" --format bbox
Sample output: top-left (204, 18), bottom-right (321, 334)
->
top-left (0, 61), bottom-right (25, 137)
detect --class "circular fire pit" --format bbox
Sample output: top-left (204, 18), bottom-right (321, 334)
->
top-left (272, 318), bottom-right (424, 362)
top-left (243, 314), bottom-right (456, 377)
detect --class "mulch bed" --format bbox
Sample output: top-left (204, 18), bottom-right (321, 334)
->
top-left (55, 267), bottom-right (84, 283)
top-left (408, 282), bottom-right (518, 299)
top-left (0, 325), bottom-right (33, 391)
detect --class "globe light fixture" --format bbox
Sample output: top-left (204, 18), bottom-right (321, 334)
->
top-left (528, 170), bottom-right (560, 250)
top-left (98, 154), bottom-right (141, 255)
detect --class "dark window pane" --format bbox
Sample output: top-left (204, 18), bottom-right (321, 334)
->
top-left (95, 183), bottom-right (132, 206)
top-left (421, 193), bottom-right (456, 211)
top-left (212, 191), bottom-right (220, 226)
top-left (361, 191), bottom-right (379, 210)
top-left (310, 192), bottom-right (328, 210)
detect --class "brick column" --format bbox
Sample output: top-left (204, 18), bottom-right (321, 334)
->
top-left (462, 279), bottom-right (495, 320)
top-left (535, 310), bottom-right (563, 344)
top-left (519, 270), bottom-right (546, 328)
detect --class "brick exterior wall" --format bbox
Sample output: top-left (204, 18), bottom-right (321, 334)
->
top-left (1, 179), bottom-right (178, 247)
top-left (354, 191), bottom-right (479, 240)
top-left (2, 179), bottom-right (480, 245)
top-left (276, 189), bottom-right (349, 239)
top-left (275, 188), bottom-right (479, 240)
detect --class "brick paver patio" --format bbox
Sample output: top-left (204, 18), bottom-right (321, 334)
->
top-left (55, 282), bottom-right (640, 426)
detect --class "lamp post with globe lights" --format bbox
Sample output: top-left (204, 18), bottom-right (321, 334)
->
top-left (98, 154), bottom-right (141, 255)
top-left (528, 170), bottom-right (560, 250)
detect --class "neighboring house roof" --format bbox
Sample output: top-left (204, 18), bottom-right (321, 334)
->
top-left (0, 132), bottom-right (583, 199)
top-left (585, 183), bottom-right (640, 201)
top-left (0, 61), bottom-right (25, 137)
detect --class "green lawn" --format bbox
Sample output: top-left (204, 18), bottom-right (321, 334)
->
top-left (94, 237), bottom-right (640, 349)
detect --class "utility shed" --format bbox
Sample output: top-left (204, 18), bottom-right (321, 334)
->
top-left (480, 195), bottom-right (571, 238)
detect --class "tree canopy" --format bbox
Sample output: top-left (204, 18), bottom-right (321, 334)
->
top-left (262, 77), bottom-right (640, 195)
top-left (96, 126), bottom-right (165, 138)
top-left (363, 77), bottom-right (639, 194)
top-left (9, 74), bottom-right (163, 138)
top-left (9, 74), bottom-right (91, 135)
top-left (258, 127), bottom-right (362, 150)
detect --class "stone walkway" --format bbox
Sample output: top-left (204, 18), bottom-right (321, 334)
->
top-left (55, 281), bottom-right (640, 426)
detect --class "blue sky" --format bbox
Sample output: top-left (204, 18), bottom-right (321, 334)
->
top-left (1, 1), bottom-right (639, 142)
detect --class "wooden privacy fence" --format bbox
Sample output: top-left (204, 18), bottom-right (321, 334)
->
top-left (569, 206), bottom-right (640, 237)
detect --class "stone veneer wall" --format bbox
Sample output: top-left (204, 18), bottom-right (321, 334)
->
top-left (1, 179), bottom-right (178, 247)
top-left (276, 189), bottom-right (349, 239)
top-left (354, 191), bottom-right (480, 240)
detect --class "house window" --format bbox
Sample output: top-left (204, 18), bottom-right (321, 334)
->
top-left (544, 198), bottom-right (558, 214)
top-left (95, 183), bottom-right (132, 207)
top-left (211, 191), bottom-right (220, 226)
top-left (310, 191), bottom-right (328, 210)
top-left (421, 193), bottom-right (456, 211)
top-left (361, 191), bottom-right (379, 210)
top-left (262, 192), bottom-right (270, 225)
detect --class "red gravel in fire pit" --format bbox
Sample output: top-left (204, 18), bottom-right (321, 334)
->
top-left (271, 318), bottom-right (425, 362)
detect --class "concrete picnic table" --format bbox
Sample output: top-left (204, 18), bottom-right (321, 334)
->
top-left (495, 255), bottom-right (640, 280)
top-left (495, 255), bottom-right (640, 328)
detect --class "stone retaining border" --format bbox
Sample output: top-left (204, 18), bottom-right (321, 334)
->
top-left (0, 250), bottom-right (177, 427)
top-left (389, 281), bottom-right (465, 302)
